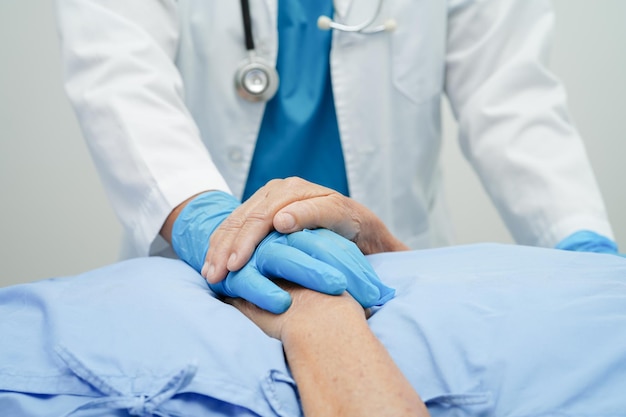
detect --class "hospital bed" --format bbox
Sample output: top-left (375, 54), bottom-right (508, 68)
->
top-left (1, 243), bottom-right (625, 416)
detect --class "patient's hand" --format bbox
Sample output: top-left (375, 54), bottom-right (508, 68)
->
top-left (204, 177), bottom-right (409, 284)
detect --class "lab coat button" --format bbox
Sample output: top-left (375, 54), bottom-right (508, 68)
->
top-left (228, 147), bottom-right (244, 163)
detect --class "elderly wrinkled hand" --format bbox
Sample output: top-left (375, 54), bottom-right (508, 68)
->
top-left (203, 177), bottom-right (409, 285)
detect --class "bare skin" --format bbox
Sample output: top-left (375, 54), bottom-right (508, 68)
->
top-left (227, 282), bottom-right (429, 417)
top-left (160, 177), bottom-right (409, 283)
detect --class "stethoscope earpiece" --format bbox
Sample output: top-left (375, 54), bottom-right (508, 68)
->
top-left (317, 15), bottom-right (333, 31)
top-left (235, 53), bottom-right (279, 102)
top-left (316, 0), bottom-right (396, 34)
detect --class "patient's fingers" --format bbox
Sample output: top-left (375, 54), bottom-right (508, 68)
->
top-left (224, 297), bottom-right (284, 340)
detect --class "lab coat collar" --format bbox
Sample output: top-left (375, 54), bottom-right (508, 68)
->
top-left (262, 0), bottom-right (353, 20)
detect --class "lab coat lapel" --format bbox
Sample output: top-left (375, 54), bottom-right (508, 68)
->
top-left (254, 0), bottom-right (278, 58)
top-left (260, 0), bottom-right (277, 27)
top-left (334, 0), bottom-right (354, 19)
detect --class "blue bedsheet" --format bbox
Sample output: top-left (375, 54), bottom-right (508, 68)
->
top-left (1, 244), bottom-right (625, 416)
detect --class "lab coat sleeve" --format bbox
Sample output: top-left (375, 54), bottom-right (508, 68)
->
top-left (55, 0), bottom-right (231, 256)
top-left (444, 0), bottom-right (614, 247)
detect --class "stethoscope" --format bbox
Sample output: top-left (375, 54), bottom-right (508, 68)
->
top-left (234, 0), bottom-right (397, 102)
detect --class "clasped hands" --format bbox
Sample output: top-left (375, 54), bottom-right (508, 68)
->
top-left (170, 178), bottom-right (405, 313)
top-left (209, 228), bottom-right (394, 313)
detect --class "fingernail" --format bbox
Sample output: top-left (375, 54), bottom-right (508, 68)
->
top-left (227, 252), bottom-right (237, 267)
top-left (201, 262), bottom-right (209, 277)
top-left (276, 212), bottom-right (296, 230)
top-left (205, 263), bottom-right (216, 282)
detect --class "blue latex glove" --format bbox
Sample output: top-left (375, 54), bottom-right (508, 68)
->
top-left (171, 191), bottom-right (241, 272)
top-left (171, 191), bottom-right (395, 313)
top-left (555, 230), bottom-right (624, 257)
top-left (283, 228), bottom-right (395, 306)
top-left (214, 230), bottom-right (395, 313)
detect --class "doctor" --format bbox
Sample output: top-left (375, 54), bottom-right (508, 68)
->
top-left (56, 0), bottom-right (619, 310)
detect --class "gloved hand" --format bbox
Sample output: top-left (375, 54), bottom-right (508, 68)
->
top-left (171, 191), bottom-right (395, 313)
top-left (215, 229), bottom-right (395, 313)
top-left (555, 230), bottom-right (624, 257)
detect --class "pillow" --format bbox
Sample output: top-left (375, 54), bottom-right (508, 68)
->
top-left (1, 244), bottom-right (625, 416)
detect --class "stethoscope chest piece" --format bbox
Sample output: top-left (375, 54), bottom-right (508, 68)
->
top-left (234, 0), bottom-right (393, 102)
top-left (234, 54), bottom-right (279, 102)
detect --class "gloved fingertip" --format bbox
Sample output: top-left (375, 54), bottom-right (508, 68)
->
top-left (376, 286), bottom-right (396, 305)
top-left (317, 271), bottom-right (348, 295)
top-left (353, 286), bottom-right (381, 309)
top-left (262, 292), bottom-right (293, 314)
top-left (357, 282), bottom-right (397, 307)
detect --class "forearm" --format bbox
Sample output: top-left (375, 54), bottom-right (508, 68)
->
top-left (57, 1), bottom-right (232, 256)
top-left (285, 319), bottom-right (426, 415)
top-left (445, 0), bottom-right (612, 247)
top-left (280, 293), bottom-right (428, 417)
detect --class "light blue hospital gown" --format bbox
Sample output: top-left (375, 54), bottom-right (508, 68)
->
top-left (1, 244), bottom-right (625, 416)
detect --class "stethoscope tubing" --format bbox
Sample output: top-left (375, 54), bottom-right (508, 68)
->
top-left (235, 0), bottom-right (395, 102)
top-left (239, 0), bottom-right (255, 51)
top-left (318, 0), bottom-right (387, 33)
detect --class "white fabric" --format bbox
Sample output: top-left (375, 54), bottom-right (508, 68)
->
top-left (55, 0), bottom-right (613, 258)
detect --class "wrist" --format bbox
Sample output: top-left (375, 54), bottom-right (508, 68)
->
top-left (170, 191), bottom-right (240, 271)
top-left (280, 291), bottom-right (365, 347)
top-left (161, 192), bottom-right (207, 243)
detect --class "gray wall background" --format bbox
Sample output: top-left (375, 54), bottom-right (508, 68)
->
top-left (1, 1), bottom-right (624, 287)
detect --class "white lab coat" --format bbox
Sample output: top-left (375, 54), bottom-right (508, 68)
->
top-left (56, 0), bottom-right (614, 258)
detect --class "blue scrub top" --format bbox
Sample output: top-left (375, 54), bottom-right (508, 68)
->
top-left (242, 0), bottom-right (349, 201)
